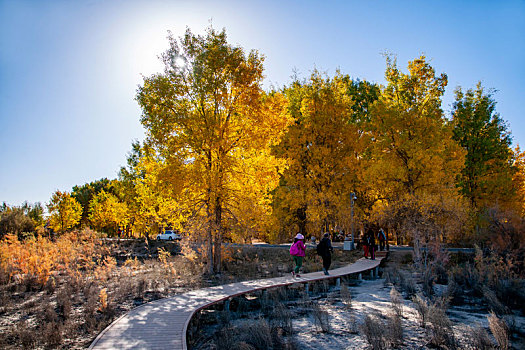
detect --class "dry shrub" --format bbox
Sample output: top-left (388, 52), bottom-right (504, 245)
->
top-left (0, 229), bottom-right (105, 287)
top-left (226, 319), bottom-right (272, 350)
top-left (412, 294), bottom-right (429, 327)
top-left (311, 302), bottom-right (330, 333)
top-left (98, 287), bottom-right (108, 312)
top-left (43, 321), bottom-right (62, 348)
top-left (269, 302), bottom-right (293, 335)
top-left (346, 314), bottom-right (359, 334)
top-left (427, 304), bottom-right (456, 349)
top-left (482, 286), bottom-right (507, 315)
top-left (340, 283), bottom-right (352, 309)
top-left (361, 314), bottom-right (386, 350)
top-left (157, 247), bottom-right (171, 266)
top-left (488, 311), bottom-right (509, 350)
top-left (466, 325), bottom-right (494, 350)
top-left (386, 310), bottom-right (403, 347)
top-left (390, 286), bottom-right (403, 318)
top-left (16, 320), bottom-right (36, 350)
top-left (422, 268), bottom-right (434, 297)
top-left (399, 271), bottom-right (416, 298)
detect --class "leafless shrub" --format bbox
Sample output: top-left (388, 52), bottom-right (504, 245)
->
top-left (399, 271), bottom-right (416, 298)
top-left (346, 314), bottom-right (359, 334)
top-left (269, 303), bottom-right (293, 335)
top-left (135, 275), bottom-right (147, 299)
top-left (16, 320), bottom-right (36, 350)
top-left (43, 321), bottom-right (62, 348)
top-left (465, 325), bottom-right (494, 350)
top-left (422, 268), bottom-right (434, 297)
top-left (57, 287), bottom-right (72, 320)
top-left (383, 266), bottom-right (400, 287)
top-left (482, 286), bottom-right (507, 315)
top-left (217, 309), bottom-right (232, 327)
top-left (361, 314), bottom-right (386, 350)
top-left (44, 275), bottom-right (56, 294)
top-left (386, 310), bottom-right (403, 347)
top-left (231, 341), bottom-right (255, 350)
top-left (43, 303), bottom-right (58, 323)
top-left (412, 294), bottom-right (429, 327)
top-left (237, 319), bottom-right (273, 349)
top-left (427, 304), bottom-right (456, 349)
top-left (340, 283), bottom-right (352, 309)
top-left (390, 287), bottom-right (403, 318)
top-left (488, 311), bottom-right (509, 350)
top-left (311, 302), bottom-right (330, 333)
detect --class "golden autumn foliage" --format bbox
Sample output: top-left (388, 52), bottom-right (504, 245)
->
top-left (47, 190), bottom-right (82, 233)
top-left (365, 55), bottom-right (465, 200)
top-left (272, 72), bottom-right (378, 238)
top-left (136, 27), bottom-right (292, 272)
top-left (88, 190), bottom-right (129, 234)
top-left (0, 229), bottom-right (108, 285)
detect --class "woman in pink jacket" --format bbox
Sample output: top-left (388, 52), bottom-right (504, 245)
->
top-left (290, 233), bottom-right (306, 277)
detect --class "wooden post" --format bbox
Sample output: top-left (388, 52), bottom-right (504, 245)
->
top-left (336, 278), bottom-right (340, 288)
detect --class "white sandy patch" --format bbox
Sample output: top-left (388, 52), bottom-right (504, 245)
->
top-left (290, 277), bottom-right (525, 349)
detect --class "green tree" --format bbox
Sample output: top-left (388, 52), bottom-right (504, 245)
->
top-left (136, 26), bottom-right (290, 273)
top-left (452, 83), bottom-right (516, 209)
top-left (0, 205), bottom-right (35, 238)
top-left (47, 190), bottom-right (82, 233)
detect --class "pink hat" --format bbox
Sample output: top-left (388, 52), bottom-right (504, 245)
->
top-left (295, 233), bottom-right (304, 240)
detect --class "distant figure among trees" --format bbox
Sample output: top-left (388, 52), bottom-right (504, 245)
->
top-left (378, 228), bottom-right (386, 251)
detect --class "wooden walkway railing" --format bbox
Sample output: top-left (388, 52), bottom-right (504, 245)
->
top-left (89, 254), bottom-right (385, 350)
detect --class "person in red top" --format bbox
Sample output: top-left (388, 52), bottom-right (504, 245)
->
top-left (290, 233), bottom-right (306, 277)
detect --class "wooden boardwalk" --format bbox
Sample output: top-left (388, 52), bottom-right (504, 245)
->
top-left (89, 255), bottom-right (385, 350)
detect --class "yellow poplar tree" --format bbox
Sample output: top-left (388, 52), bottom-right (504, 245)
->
top-left (88, 190), bottom-right (128, 235)
top-left (273, 72), bottom-right (377, 237)
top-left (366, 56), bottom-right (466, 248)
top-left (136, 27), bottom-right (291, 273)
top-left (366, 55), bottom-right (465, 199)
top-left (47, 190), bottom-right (82, 233)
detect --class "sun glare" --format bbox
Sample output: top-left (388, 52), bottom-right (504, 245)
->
top-left (174, 56), bottom-right (186, 68)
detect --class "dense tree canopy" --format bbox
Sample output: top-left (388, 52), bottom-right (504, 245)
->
top-left (7, 27), bottom-right (522, 268)
top-left (452, 83), bottom-right (516, 210)
top-left (135, 27), bottom-right (291, 273)
top-left (272, 72), bottom-right (378, 238)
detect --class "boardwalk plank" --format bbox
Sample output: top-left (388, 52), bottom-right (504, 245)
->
top-left (90, 257), bottom-right (384, 350)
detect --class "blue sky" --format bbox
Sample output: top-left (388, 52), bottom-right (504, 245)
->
top-left (1, 0), bottom-right (524, 207)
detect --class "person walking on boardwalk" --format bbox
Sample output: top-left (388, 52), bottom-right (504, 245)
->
top-left (290, 233), bottom-right (306, 277)
top-left (317, 232), bottom-right (334, 275)
top-left (367, 228), bottom-right (376, 260)
top-left (362, 232), bottom-right (370, 259)
top-left (377, 228), bottom-right (386, 251)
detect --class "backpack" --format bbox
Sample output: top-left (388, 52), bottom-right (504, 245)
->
top-left (316, 240), bottom-right (325, 256)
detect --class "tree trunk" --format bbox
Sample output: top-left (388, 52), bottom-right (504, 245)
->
top-left (213, 200), bottom-right (222, 274)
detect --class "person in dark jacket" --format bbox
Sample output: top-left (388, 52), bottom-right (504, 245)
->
top-left (317, 232), bottom-right (334, 275)
top-left (367, 228), bottom-right (376, 260)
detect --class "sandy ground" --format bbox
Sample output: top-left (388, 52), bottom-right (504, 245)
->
top-left (291, 277), bottom-right (525, 349)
